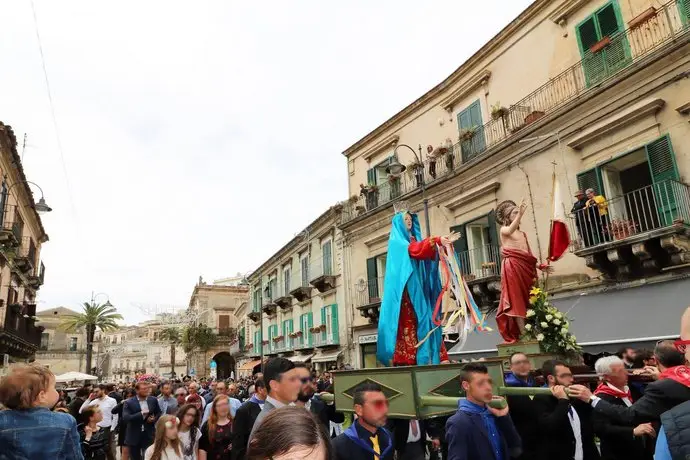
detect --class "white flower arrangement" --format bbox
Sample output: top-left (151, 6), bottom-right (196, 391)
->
top-left (545, 314), bottom-right (553, 321)
top-left (524, 323), bottom-right (532, 331)
top-left (526, 309), bottom-right (536, 318)
top-left (522, 287), bottom-right (581, 356)
top-left (537, 333), bottom-right (545, 341)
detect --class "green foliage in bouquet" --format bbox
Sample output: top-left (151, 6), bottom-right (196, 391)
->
top-left (522, 287), bottom-right (581, 357)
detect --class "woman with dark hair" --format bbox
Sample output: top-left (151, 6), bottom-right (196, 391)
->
top-left (79, 406), bottom-right (110, 460)
top-left (199, 395), bottom-right (233, 459)
top-left (112, 387), bottom-right (137, 460)
top-left (177, 404), bottom-right (202, 460)
top-left (246, 406), bottom-right (331, 460)
top-left (70, 386), bottom-right (91, 422)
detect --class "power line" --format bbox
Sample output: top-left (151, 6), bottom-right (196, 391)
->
top-left (29, 0), bottom-right (79, 223)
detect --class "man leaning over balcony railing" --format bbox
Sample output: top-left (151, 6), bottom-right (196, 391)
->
top-left (585, 188), bottom-right (611, 245)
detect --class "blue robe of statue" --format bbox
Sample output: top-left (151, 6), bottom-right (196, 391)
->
top-left (376, 212), bottom-right (443, 366)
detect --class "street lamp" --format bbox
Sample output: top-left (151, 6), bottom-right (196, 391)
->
top-left (6, 180), bottom-right (53, 214)
top-left (386, 144), bottom-right (432, 237)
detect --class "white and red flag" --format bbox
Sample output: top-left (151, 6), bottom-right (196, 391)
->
top-left (548, 172), bottom-right (571, 262)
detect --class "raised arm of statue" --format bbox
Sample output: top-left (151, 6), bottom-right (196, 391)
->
top-left (500, 198), bottom-right (527, 236)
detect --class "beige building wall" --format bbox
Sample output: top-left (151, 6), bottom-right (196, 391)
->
top-left (34, 307), bottom-right (87, 375)
top-left (244, 207), bottom-right (351, 372)
top-left (340, 0), bottom-right (690, 366)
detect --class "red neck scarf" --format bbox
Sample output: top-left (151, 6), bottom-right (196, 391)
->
top-left (594, 382), bottom-right (631, 400)
top-left (659, 365), bottom-right (690, 388)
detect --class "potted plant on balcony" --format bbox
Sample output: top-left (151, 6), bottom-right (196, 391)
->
top-left (524, 110), bottom-right (545, 125)
top-left (294, 330), bottom-right (303, 337)
top-left (491, 102), bottom-right (508, 121)
top-left (317, 324), bottom-right (327, 332)
top-left (459, 127), bottom-right (477, 143)
top-left (387, 173), bottom-right (402, 199)
top-left (609, 219), bottom-right (637, 240)
top-left (262, 340), bottom-right (269, 345)
top-left (360, 183), bottom-right (379, 210)
top-left (589, 36), bottom-right (612, 54)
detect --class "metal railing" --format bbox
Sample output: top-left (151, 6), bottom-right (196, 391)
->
top-left (312, 328), bottom-right (339, 347)
top-left (355, 276), bottom-right (385, 308)
top-left (341, 1), bottom-right (689, 224)
top-left (568, 180), bottom-right (690, 251)
top-left (294, 332), bottom-right (313, 349)
top-left (310, 259), bottom-right (334, 281)
top-left (457, 245), bottom-right (501, 280)
top-left (272, 337), bottom-right (287, 353)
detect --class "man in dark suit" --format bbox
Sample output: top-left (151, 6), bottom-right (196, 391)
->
top-left (122, 381), bottom-right (161, 460)
top-left (248, 358), bottom-right (299, 441)
top-left (333, 382), bottom-right (394, 460)
top-left (533, 360), bottom-right (600, 460)
top-left (388, 418), bottom-right (440, 460)
top-left (446, 363), bottom-right (521, 460)
top-left (590, 356), bottom-right (654, 460)
top-left (505, 352), bottom-right (538, 460)
top-left (231, 378), bottom-right (267, 460)
top-left (293, 363), bottom-right (344, 436)
top-left (570, 340), bottom-right (690, 426)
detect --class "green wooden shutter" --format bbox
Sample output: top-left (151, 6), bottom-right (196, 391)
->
top-left (458, 100), bottom-right (485, 162)
top-left (646, 135), bottom-right (680, 225)
top-left (450, 224), bottom-right (469, 275)
top-left (322, 241), bottom-right (332, 276)
top-left (366, 256), bottom-right (379, 300)
top-left (331, 304), bottom-right (339, 344)
top-left (598, 3), bottom-right (630, 75)
top-left (0, 183), bottom-right (6, 228)
top-left (307, 312), bottom-right (313, 346)
top-left (487, 210), bottom-right (500, 247)
top-left (680, 0), bottom-right (690, 25)
top-left (596, 4), bottom-right (619, 37)
top-left (577, 169), bottom-right (603, 195)
top-left (367, 168), bottom-right (376, 185)
top-left (320, 306), bottom-right (327, 341)
top-left (577, 16), bottom-right (607, 86)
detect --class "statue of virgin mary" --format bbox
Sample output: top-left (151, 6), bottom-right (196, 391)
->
top-left (376, 206), bottom-right (460, 366)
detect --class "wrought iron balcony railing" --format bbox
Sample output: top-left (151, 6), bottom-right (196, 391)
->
top-left (457, 245), bottom-right (501, 281)
top-left (341, 0), bottom-right (690, 224)
top-left (355, 276), bottom-right (385, 308)
top-left (312, 328), bottom-right (339, 347)
top-left (568, 180), bottom-right (690, 253)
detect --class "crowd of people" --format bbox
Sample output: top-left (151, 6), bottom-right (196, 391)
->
top-left (0, 307), bottom-right (689, 459)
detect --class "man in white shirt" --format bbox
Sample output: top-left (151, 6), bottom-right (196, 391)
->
top-left (79, 383), bottom-right (117, 460)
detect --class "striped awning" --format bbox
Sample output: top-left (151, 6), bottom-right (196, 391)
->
top-left (238, 359), bottom-right (262, 371)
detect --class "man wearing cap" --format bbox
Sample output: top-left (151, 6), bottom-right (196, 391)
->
top-left (571, 190), bottom-right (589, 246)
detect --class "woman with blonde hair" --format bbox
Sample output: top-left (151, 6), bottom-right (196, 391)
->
top-left (199, 395), bottom-right (233, 460)
top-left (144, 414), bottom-right (183, 460)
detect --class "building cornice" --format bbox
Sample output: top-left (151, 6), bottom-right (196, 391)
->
top-left (341, 0), bottom-right (552, 158)
top-left (548, 0), bottom-right (590, 25)
top-left (439, 70), bottom-right (492, 112)
top-left (362, 134), bottom-right (399, 162)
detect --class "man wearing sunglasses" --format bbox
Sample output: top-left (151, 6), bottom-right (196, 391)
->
top-left (333, 382), bottom-right (394, 460)
top-left (293, 363), bottom-right (344, 436)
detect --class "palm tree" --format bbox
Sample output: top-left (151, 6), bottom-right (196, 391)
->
top-left (159, 327), bottom-right (181, 378)
top-left (182, 324), bottom-right (218, 377)
top-left (61, 302), bottom-right (123, 375)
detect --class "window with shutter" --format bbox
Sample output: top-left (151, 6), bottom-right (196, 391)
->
top-left (680, 0), bottom-right (690, 24)
top-left (576, 1), bottom-right (630, 87)
top-left (645, 135), bottom-right (680, 225)
top-left (457, 100), bottom-right (486, 162)
top-left (322, 240), bottom-right (333, 276)
top-left (577, 169), bottom-right (603, 195)
top-left (366, 256), bottom-right (379, 300)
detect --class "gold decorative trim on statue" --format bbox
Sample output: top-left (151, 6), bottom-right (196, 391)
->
top-left (393, 200), bottom-right (410, 214)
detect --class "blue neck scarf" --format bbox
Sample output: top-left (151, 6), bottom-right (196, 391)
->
top-left (377, 212), bottom-right (442, 366)
top-left (458, 400), bottom-right (504, 460)
top-left (249, 394), bottom-right (265, 405)
top-left (504, 372), bottom-right (535, 388)
top-left (344, 422), bottom-right (393, 459)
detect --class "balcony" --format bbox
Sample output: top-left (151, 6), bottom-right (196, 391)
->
top-left (248, 306), bottom-right (261, 323)
top-left (341, 0), bottom-right (690, 225)
top-left (13, 237), bottom-right (36, 274)
top-left (312, 327), bottom-right (339, 348)
top-left (293, 331), bottom-right (314, 350)
top-left (289, 268), bottom-right (312, 302)
top-left (272, 336), bottom-right (288, 353)
top-left (273, 282), bottom-right (293, 310)
top-left (215, 327), bottom-right (237, 343)
top-left (457, 245), bottom-right (502, 309)
top-left (568, 180), bottom-right (690, 279)
top-left (355, 276), bottom-right (384, 323)
top-left (309, 259), bottom-right (336, 293)
top-left (28, 262), bottom-right (45, 290)
top-left (261, 297), bottom-right (277, 316)
top-left (0, 302), bottom-right (41, 359)
top-left (0, 205), bottom-right (22, 249)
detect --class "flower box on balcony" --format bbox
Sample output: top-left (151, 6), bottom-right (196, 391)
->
top-left (262, 340), bottom-right (269, 345)
top-left (610, 219), bottom-right (637, 240)
top-left (589, 36), bottom-right (611, 54)
top-left (272, 335), bottom-right (284, 343)
top-left (294, 331), bottom-right (303, 336)
top-left (491, 105), bottom-right (508, 121)
top-left (628, 7), bottom-right (656, 30)
top-left (459, 128), bottom-right (477, 143)
top-left (524, 111), bottom-right (545, 125)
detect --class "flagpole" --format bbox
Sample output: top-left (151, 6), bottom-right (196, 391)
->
top-left (545, 164), bottom-right (557, 288)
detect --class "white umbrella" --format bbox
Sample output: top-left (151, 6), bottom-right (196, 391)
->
top-left (55, 371), bottom-right (99, 383)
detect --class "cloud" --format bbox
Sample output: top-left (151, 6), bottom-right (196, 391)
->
top-left (2, 0), bottom-right (532, 324)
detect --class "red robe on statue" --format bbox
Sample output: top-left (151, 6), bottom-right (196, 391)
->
top-left (392, 236), bottom-right (449, 365)
top-left (497, 247), bottom-right (538, 344)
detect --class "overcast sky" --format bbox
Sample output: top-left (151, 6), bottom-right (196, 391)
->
top-left (2, 0), bottom-right (533, 324)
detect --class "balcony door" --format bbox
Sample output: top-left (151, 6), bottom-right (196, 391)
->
top-left (466, 220), bottom-right (491, 276)
top-left (300, 256), bottom-right (309, 286)
top-left (457, 100), bottom-right (486, 162)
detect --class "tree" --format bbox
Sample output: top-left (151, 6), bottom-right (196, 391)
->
top-left (61, 302), bottom-right (123, 375)
top-left (182, 324), bottom-right (218, 376)
top-left (159, 327), bottom-right (182, 378)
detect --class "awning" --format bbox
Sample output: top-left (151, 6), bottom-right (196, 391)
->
top-left (449, 277), bottom-right (689, 360)
top-left (312, 350), bottom-right (342, 363)
top-left (238, 359), bottom-right (263, 371)
top-left (55, 372), bottom-right (98, 383)
top-left (286, 354), bottom-right (314, 363)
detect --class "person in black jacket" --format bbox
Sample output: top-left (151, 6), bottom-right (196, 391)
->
top-left (569, 340), bottom-right (690, 427)
top-left (533, 360), bottom-right (600, 460)
top-left (505, 352), bottom-right (538, 460)
top-left (293, 364), bottom-right (345, 436)
top-left (111, 388), bottom-right (135, 459)
top-left (591, 356), bottom-right (654, 460)
top-left (232, 378), bottom-right (267, 460)
top-left (70, 387), bottom-right (90, 424)
top-left (388, 418), bottom-right (440, 460)
top-left (333, 382), bottom-right (394, 460)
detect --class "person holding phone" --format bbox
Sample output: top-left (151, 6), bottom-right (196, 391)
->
top-left (123, 381), bottom-right (162, 460)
